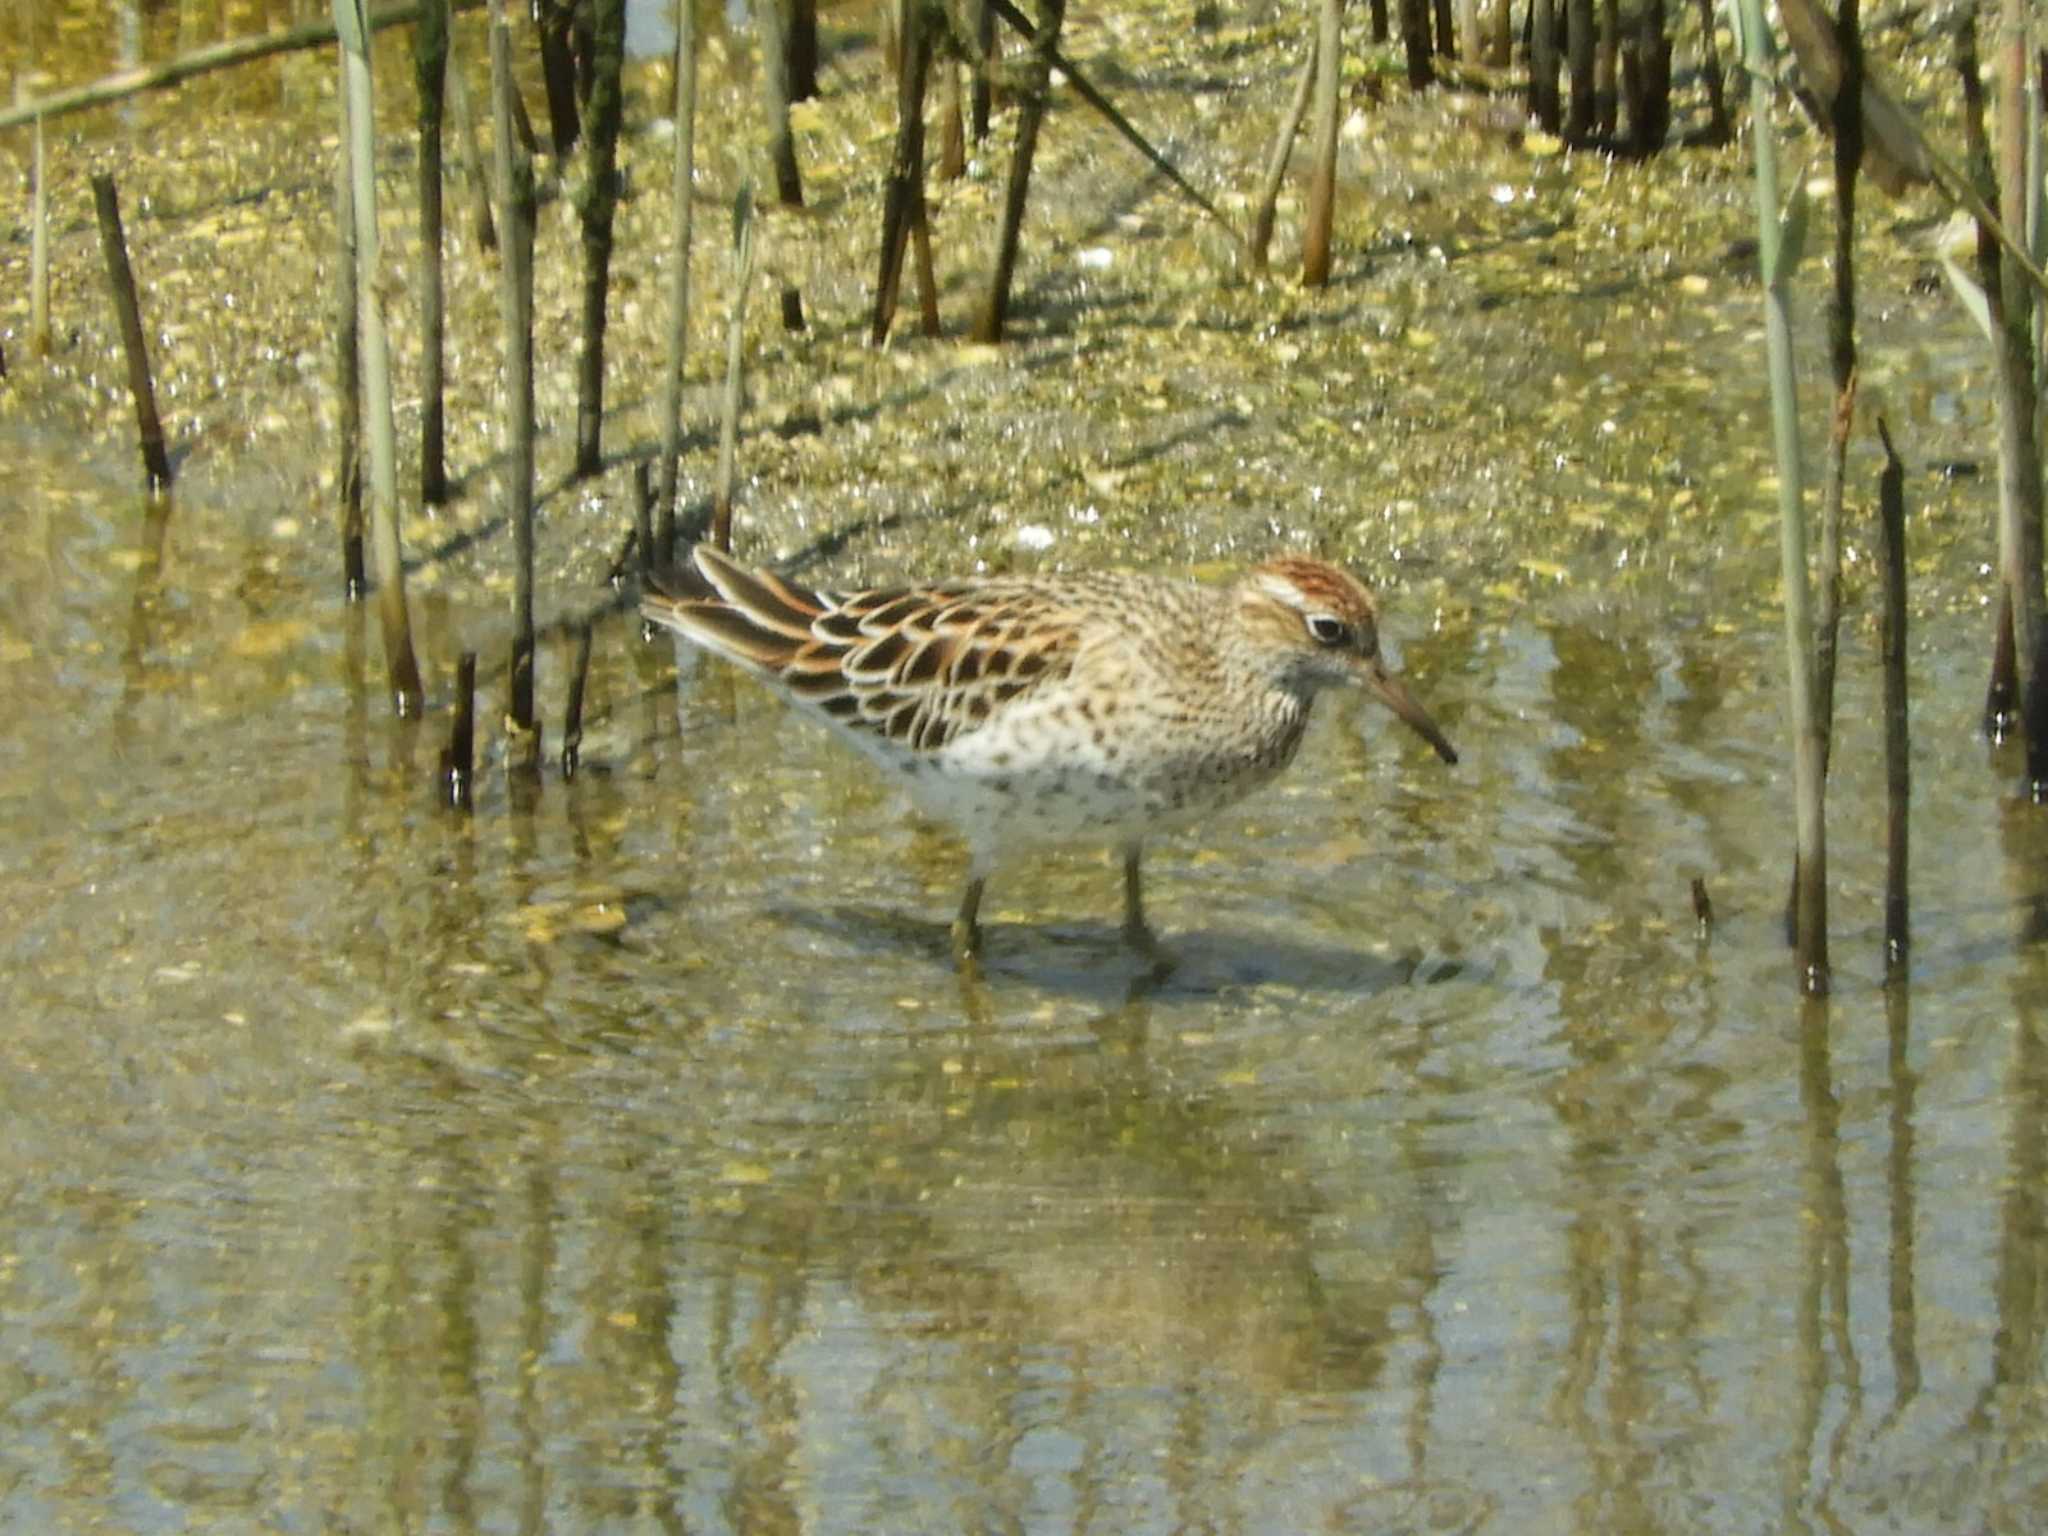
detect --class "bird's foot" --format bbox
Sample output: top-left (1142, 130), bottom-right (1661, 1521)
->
top-left (952, 875), bottom-right (987, 972)
top-left (1122, 918), bottom-right (1176, 978)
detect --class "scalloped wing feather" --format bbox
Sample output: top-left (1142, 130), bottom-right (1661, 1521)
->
top-left (640, 548), bottom-right (1084, 754)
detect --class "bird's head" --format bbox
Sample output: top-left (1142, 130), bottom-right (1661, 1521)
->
top-left (1233, 557), bottom-right (1459, 765)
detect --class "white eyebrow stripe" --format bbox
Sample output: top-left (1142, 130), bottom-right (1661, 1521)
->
top-left (1254, 570), bottom-right (1304, 607)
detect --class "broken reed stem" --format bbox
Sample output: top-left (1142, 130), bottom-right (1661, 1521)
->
top-left (1302, 0), bottom-right (1342, 287)
top-left (338, 0), bottom-right (425, 714)
top-left (447, 42), bottom-right (498, 252)
top-left (333, 77), bottom-right (366, 597)
top-left (754, 0), bottom-right (808, 333)
top-left (910, 181), bottom-right (941, 336)
top-left (1958, 7), bottom-right (2047, 738)
top-left (872, 0), bottom-right (934, 346)
top-left (969, 0), bottom-right (995, 141)
top-left (562, 622), bottom-right (594, 780)
top-left (711, 194), bottom-right (757, 554)
top-left (972, 0), bottom-right (1064, 343)
top-left (601, 472), bottom-right (648, 586)
top-left (1875, 418), bottom-right (1909, 972)
top-left (633, 460), bottom-right (655, 579)
top-left (1249, 36), bottom-right (1316, 275)
top-left (1815, 0), bottom-right (1862, 784)
top-left (788, 0), bottom-right (820, 100)
top-left (1622, 0), bottom-right (1673, 156)
top-left (1531, 0), bottom-right (1561, 132)
top-left (906, 12), bottom-right (942, 331)
top-left (1788, 370), bottom-right (1854, 949)
top-left (573, 0), bottom-right (628, 480)
top-left (656, 0), bottom-right (700, 564)
top-left (90, 174), bottom-right (173, 493)
top-left (939, 56), bottom-right (967, 181)
top-left (1565, 0), bottom-right (1593, 139)
top-left (535, 0), bottom-right (581, 155)
top-left (1738, 0), bottom-right (1828, 993)
top-left (23, 81), bottom-right (50, 357)
top-left (442, 650), bottom-right (477, 810)
top-left (1996, 0), bottom-right (2047, 744)
top-left (1594, 0), bottom-right (1616, 139)
top-left (415, 0), bottom-right (450, 506)
top-left (1400, 0), bottom-right (1433, 91)
top-left (491, 0), bottom-right (540, 753)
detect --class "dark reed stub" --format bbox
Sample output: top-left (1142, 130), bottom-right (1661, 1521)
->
top-left (2025, 626), bottom-right (2048, 793)
top-left (562, 623), bottom-right (594, 782)
top-left (91, 173), bottom-right (172, 493)
top-left (440, 651), bottom-right (477, 812)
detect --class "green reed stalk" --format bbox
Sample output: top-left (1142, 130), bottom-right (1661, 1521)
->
top-left (656, 0), bottom-right (700, 563)
top-left (490, 0), bottom-right (540, 757)
top-left (1738, 0), bottom-right (1828, 993)
top-left (337, 0), bottom-right (424, 714)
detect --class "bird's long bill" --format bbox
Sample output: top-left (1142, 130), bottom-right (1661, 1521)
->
top-left (1365, 662), bottom-right (1459, 766)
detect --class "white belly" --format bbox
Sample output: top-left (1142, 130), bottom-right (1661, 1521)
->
top-left (852, 687), bottom-right (1301, 854)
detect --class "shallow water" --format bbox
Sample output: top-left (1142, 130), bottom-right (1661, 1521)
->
top-left (7, 2), bottom-right (2048, 1531)
top-left (6, 413), bottom-right (2048, 1534)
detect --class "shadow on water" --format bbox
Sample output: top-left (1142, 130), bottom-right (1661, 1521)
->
top-left (781, 900), bottom-right (1476, 999)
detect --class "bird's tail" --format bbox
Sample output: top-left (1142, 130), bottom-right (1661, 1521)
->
top-left (640, 544), bottom-right (828, 674)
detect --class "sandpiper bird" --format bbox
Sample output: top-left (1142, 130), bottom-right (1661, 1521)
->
top-left (642, 545), bottom-right (1458, 962)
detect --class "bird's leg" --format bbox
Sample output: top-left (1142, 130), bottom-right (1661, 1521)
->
top-left (1120, 844), bottom-right (1163, 956)
top-left (952, 873), bottom-right (986, 963)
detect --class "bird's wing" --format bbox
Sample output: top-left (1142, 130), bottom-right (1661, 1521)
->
top-left (643, 544), bottom-right (1084, 754)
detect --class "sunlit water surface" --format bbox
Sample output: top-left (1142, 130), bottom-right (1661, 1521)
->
top-left (6, 3), bottom-right (2048, 1530)
top-left (5, 419), bottom-right (2047, 1536)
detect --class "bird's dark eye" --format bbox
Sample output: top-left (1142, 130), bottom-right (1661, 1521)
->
top-left (1306, 614), bottom-right (1352, 647)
